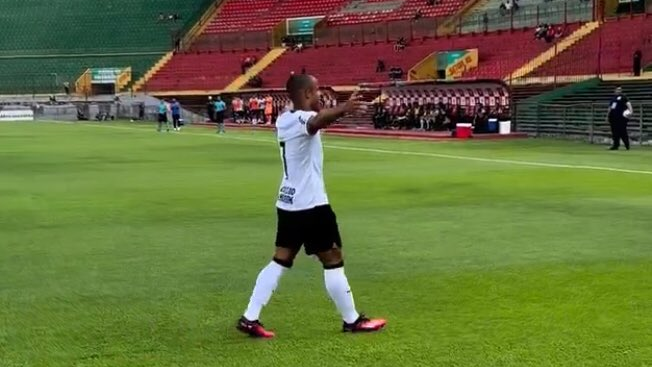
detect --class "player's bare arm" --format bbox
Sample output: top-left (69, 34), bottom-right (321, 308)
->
top-left (306, 91), bottom-right (371, 135)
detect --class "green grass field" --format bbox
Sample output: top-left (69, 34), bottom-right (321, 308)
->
top-left (1, 121), bottom-right (651, 367)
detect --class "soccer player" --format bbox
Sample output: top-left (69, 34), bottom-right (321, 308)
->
top-left (236, 75), bottom-right (387, 338)
top-left (157, 99), bottom-right (169, 132)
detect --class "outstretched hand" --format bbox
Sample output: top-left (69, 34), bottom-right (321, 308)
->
top-left (342, 91), bottom-right (372, 117)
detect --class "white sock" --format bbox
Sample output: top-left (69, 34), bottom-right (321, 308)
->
top-left (243, 261), bottom-right (288, 321)
top-left (324, 267), bottom-right (359, 324)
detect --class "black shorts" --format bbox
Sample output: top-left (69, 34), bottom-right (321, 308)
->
top-left (158, 113), bottom-right (167, 122)
top-left (275, 205), bottom-right (342, 255)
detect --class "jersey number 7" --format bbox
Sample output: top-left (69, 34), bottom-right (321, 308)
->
top-left (279, 142), bottom-right (288, 179)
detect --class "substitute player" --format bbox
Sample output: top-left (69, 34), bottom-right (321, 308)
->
top-left (236, 75), bottom-right (387, 338)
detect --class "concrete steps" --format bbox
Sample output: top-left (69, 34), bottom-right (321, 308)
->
top-left (222, 48), bottom-right (287, 92)
top-left (508, 21), bottom-right (599, 80)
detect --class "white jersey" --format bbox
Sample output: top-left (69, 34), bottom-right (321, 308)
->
top-left (275, 110), bottom-right (328, 211)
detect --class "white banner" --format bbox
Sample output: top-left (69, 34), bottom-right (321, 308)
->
top-left (0, 109), bottom-right (34, 121)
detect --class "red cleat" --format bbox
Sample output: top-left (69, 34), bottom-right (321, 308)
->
top-left (342, 314), bottom-right (387, 333)
top-left (236, 317), bottom-right (275, 338)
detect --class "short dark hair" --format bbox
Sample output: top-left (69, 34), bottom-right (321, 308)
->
top-left (286, 74), bottom-right (313, 100)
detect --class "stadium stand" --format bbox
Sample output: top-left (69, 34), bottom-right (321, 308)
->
top-left (529, 16), bottom-right (652, 77)
top-left (144, 51), bottom-right (265, 91)
top-left (460, 0), bottom-right (593, 33)
top-left (327, 0), bottom-right (467, 25)
top-left (0, 56), bottom-right (159, 95)
top-left (516, 79), bottom-right (652, 141)
top-left (1, 0), bottom-right (214, 54)
top-left (258, 28), bottom-right (567, 87)
top-left (203, 0), bottom-right (349, 33)
top-left (0, 0), bottom-right (214, 94)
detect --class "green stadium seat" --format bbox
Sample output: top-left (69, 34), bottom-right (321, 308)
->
top-left (0, 0), bottom-right (216, 93)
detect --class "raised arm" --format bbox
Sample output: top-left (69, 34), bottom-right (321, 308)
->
top-left (306, 92), bottom-right (371, 135)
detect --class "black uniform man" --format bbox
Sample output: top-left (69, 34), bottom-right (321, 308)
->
top-left (606, 86), bottom-right (633, 150)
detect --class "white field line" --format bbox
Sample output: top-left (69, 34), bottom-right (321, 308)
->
top-left (64, 122), bottom-right (652, 176)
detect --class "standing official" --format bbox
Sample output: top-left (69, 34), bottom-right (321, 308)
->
top-left (214, 96), bottom-right (226, 134)
top-left (171, 99), bottom-right (182, 131)
top-left (157, 99), bottom-right (170, 133)
top-left (606, 86), bottom-right (633, 151)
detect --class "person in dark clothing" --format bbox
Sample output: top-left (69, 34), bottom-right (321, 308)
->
top-left (633, 50), bottom-right (642, 77)
top-left (207, 96), bottom-right (215, 122)
top-left (607, 86), bottom-right (633, 150)
top-left (171, 99), bottom-right (182, 131)
top-left (372, 104), bottom-right (384, 129)
top-left (376, 59), bottom-right (385, 73)
top-left (174, 37), bottom-right (181, 52)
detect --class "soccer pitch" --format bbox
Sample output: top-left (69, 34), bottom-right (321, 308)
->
top-left (1, 121), bottom-right (651, 367)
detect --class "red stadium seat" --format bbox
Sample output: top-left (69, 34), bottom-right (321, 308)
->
top-left (145, 51), bottom-right (265, 91)
top-left (259, 28), bottom-right (573, 87)
top-left (531, 17), bottom-right (652, 77)
top-left (204, 0), bottom-right (349, 34)
top-left (327, 0), bottom-right (466, 26)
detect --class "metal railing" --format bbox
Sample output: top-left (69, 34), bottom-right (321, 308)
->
top-left (515, 101), bottom-right (652, 144)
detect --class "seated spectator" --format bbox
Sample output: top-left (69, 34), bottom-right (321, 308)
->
top-left (420, 105), bottom-right (433, 130)
top-left (554, 25), bottom-right (564, 38)
top-left (394, 37), bottom-right (407, 52)
top-left (376, 59), bottom-right (386, 73)
top-left (545, 25), bottom-right (555, 43)
top-left (414, 9), bottom-right (423, 20)
top-left (499, 0), bottom-right (510, 15)
top-left (158, 13), bottom-right (165, 22)
top-left (294, 42), bottom-right (304, 52)
top-left (389, 67), bottom-right (404, 80)
top-left (241, 56), bottom-right (257, 74)
top-left (427, 0), bottom-right (436, 5)
top-left (372, 104), bottom-right (389, 129)
top-left (499, 0), bottom-right (518, 15)
top-left (534, 24), bottom-right (549, 40)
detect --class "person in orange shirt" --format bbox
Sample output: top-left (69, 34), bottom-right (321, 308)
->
top-left (264, 95), bottom-right (274, 124)
top-left (249, 96), bottom-right (259, 124)
top-left (232, 97), bottom-right (243, 124)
